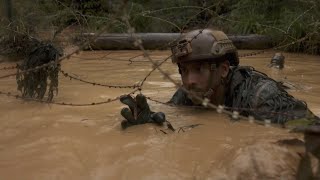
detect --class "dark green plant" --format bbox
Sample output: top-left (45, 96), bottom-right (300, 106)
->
top-left (1, 0), bottom-right (319, 54)
top-left (16, 43), bottom-right (62, 102)
top-left (226, 0), bottom-right (320, 54)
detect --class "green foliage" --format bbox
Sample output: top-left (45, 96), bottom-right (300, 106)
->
top-left (0, 33), bottom-right (39, 59)
top-left (1, 0), bottom-right (319, 54)
top-left (227, 0), bottom-right (320, 54)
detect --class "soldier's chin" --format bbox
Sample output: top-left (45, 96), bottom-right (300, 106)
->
top-left (187, 91), bottom-right (205, 105)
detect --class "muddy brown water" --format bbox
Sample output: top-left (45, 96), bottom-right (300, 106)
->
top-left (0, 50), bottom-right (319, 180)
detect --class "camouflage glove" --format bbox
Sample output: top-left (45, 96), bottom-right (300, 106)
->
top-left (120, 94), bottom-right (166, 129)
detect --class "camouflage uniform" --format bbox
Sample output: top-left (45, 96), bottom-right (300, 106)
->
top-left (169, 66), bottom-right (318, 124)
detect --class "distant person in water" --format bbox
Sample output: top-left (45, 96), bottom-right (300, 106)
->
top-left (119, 28), bottom-right (319, 128)
top-left (269, 53), bottom-right (285, 69)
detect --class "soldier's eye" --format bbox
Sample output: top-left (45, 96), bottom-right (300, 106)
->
top-left (193, 65), bottom-right (202, 72)
top-left (180, 67), bottom-right (187, 74)
top-left (199, 64), bottom-right (208, 73)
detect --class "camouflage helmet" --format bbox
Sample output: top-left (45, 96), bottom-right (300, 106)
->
top-left (171, 29), bottom-right (239, 66)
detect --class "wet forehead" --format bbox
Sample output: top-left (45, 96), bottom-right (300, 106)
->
top-left (179, 61), bottom-right (210, 69)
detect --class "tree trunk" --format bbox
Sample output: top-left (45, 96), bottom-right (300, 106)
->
top-left (84, 33), bottom-right (273, 50)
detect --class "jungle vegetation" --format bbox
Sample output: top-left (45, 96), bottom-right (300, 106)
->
top-left (1, 0), bottom-right (319, 57)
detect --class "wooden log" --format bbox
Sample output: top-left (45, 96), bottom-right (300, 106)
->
top-left (84, 33), bottom-right (273, 50)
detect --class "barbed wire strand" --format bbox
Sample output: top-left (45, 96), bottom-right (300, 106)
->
top-left (71, 52), bottom-right (113, 60)
top-left (0, 88), bottom-right (139, 106)
top-left (59, 69), bottom-right (138, 88)
top-left (0, 65), bottom-right (18, 70)
top-left (146, 96), bottom-right (302, 123)
top-left (138, 55), bottom-right (172, 87)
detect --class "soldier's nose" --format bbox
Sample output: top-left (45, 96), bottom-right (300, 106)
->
top-left (185, 72), bottom-right (199, 87)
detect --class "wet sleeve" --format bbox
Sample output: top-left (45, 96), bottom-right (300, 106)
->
top-left (249, 79), bottom-right (318, 124)
top-left (168, 88), bottom-right (194, 106)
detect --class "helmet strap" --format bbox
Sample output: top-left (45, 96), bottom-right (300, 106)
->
top-left (204, 62), bottom-right (228, 103)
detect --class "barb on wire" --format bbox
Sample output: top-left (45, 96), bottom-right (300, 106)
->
top-left (71, 53), bottom-right (150, 64)
top-left (145, 96), bottom-right (171, 106)
top-left (60, 69), bottom-right (139, 89)
top-left (238, 50), bottom-right (267, 58)
top-left (178, 124), bottom-right (203, 133)
top-left (0, 65), bottom-right (17, 70)
top-left (71, 52), bottom-right (113, 60)
top-left (128, 53), bottom-right (144, 64)
top-left (146, 96), bottom-right (207, 109)
top-left (138, 56), bottom-right (172, 87)
top-left (138, 6), bottom-right (207, 16)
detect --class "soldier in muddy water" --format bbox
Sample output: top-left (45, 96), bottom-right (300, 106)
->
top-left (119, 29), bottom-right (320, 179)
top-left (120, 28), bottom-right (319, 128)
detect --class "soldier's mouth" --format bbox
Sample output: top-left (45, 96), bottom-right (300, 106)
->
top-left (187, 89), bottom-right (207, 105)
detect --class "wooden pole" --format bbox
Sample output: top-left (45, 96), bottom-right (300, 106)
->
top-left (84, 33), bottom-right (273, 50)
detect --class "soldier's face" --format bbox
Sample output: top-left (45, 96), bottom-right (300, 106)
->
top-left (179, 61), bottom-right (229, 105)
top-left (180, 62), bottom-right (211, 92)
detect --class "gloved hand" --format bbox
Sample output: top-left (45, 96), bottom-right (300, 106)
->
top-left (120, 94), bottom-right (166, 129)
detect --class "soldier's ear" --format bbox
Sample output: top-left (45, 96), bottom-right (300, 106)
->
top-left (220, 61), bottom-right (230, 78)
